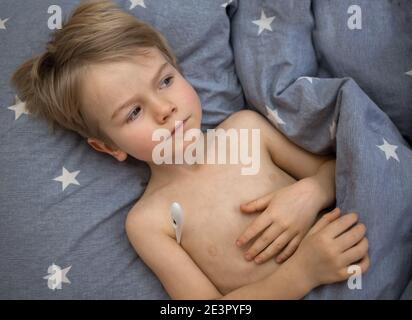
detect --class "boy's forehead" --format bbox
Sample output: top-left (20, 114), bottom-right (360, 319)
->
top-left (81, 47), bottom-right (167, 118)
top-left (124, 47), bottom-right (167, 68)
top-left (90, 47), bottom-right (165, 76)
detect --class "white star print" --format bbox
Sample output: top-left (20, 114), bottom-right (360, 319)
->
top-left (43, 264), bottom-right (71, 290)
top-left (329, 120), bottom-right (336, 140)
top-left (298, 76), bottom-right (313, 84)
top-left (406, 70), bottom-right (412, 77)
top-left (129, 0), bottom-right (146, 10)
top-left (53, 167), bottom-right (80, 191)
top-left (252, 10), bottom-right (275, 35)
top-left (377, 138), bottom-right (400, 162)
top-left (0, 17), bottom-right (9, 29)
top-left (265, 105), bottom-right (285, 127)
top-left (8, 95), bottom-right (30, 120)
top-left (221, 0), bottom-right (233, 8)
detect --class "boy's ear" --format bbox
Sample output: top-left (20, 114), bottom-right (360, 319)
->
top-left (87, 137), bottom-right (128, 162)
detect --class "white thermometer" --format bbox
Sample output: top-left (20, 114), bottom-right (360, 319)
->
top-left (170, 202), bottom-right (184, 245)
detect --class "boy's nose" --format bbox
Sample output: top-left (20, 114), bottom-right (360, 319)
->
top-left (153, 103), bottom-right (177, 123)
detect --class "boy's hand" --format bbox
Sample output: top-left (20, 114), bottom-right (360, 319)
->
top-left (236, 180), bottom-right (323, 264)
top-left (292, 208), bottom-right (370, 287)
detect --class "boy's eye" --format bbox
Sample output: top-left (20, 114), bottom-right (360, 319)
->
top-left (160, 76), bottom-right (174, 89)
top-left (125, 76), bottom-right (173, 123)
top-left (127, 106), bottom-right (141, 122)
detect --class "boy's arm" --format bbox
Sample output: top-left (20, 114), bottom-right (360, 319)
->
top-left (125, 211), bottom-right (313, 300)
top-left (232, 110), bottom-right (336, 264)
top-left (225, 209), bottom-right (370, 299)
top-left (126, 212), bottom-right (221, 299)
top-left (239, 110), bottom-right (336, 210)
top-left (220, 259), bottom-right (312, 299)
top-left (126, 208), bottom-right (369, 300)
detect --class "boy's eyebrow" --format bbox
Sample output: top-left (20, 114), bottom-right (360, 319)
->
top-left (111, 61), bottom-right (170, 121)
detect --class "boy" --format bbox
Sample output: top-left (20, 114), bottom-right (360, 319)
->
top-left (11, 0), bottom-right (369, 299)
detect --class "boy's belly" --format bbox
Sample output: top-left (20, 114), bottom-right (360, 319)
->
top-left (164, 160), bottom-right (297, 295)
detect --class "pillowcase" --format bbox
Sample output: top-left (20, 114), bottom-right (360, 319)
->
top-left (0, 0), bottom-right (244, 299)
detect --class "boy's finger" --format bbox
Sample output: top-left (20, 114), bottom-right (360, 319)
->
top-left (341, 253), bottom-right (370, 281)
top-left (240, 191), bottom-right (276, 213)
top-left (336, 223), bottom-right (367, 252)
top-left (323, 212), bottom-right (359, 239)
top-left (275, 235), bottom-right (301, 263)
top-left (236, 214), bottom-right (273, 247)
top-left (243, 223), bottom-right (285, 260)
top-left (342, 237), bottom-right (369, 266)
top-left (254, 230), bottom-right (293, 264)
top-left (358, 254), bottom-right (370, 274)
top-left (307, 207), bottom-right (341, 236)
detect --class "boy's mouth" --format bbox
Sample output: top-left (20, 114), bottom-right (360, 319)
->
top-left (169, 116), bottom-right (190, 138)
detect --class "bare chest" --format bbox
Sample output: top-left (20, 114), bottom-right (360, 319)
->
top-left (150, 150), bottom-right (297, 293)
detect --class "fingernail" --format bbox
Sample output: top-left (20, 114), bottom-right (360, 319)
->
top-left (245, 253), bottom-right (251, 260)
top-left (236, 240), bottom-right (241, 247)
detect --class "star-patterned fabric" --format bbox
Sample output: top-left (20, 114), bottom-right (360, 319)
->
top-left (0, 0), bottom-right (244, 300)
top-left (0, 0), bottom-right (411, 299)
top-left (231, 0), bottom-right (412, 299)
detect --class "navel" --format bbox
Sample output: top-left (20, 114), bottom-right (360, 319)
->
top-left (207, 244), bottom-right (218, 257)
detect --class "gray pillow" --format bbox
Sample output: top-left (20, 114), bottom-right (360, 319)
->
top-left (0, 0), bottom-right (244, 299)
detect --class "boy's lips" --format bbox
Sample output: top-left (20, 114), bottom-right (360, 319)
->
top-left (169, 116), bottom-right (190, 138)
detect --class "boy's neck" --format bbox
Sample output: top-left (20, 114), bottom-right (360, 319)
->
top-left (147, 131), bottom-right (209, 186)
top-left (148, 161), bottom-right (204, 185)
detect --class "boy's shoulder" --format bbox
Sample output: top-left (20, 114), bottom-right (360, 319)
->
top-left (126, 194), bottom-right (175, 239)
top-left (218, 109), bottom-right (270, 131)
top-left (218, 109), bottom-right (273, 149)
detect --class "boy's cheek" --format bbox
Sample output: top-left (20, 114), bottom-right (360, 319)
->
top-left (181, 81), bottom-right (202, 113)
top-left (136, 142), bottom-right (157, 162)
top-left (120, 134), bottom-right (154, 162)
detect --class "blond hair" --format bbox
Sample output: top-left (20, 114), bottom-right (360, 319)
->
top-left (11, 0), bottom-right (180, 147)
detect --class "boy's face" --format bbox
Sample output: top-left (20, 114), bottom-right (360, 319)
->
top-left (82, 47), bottom-right (202, 163)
